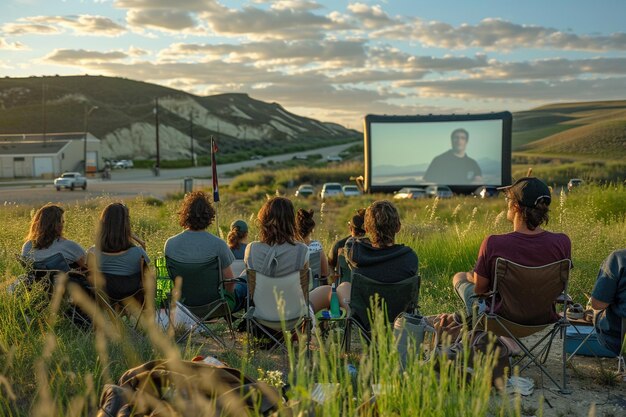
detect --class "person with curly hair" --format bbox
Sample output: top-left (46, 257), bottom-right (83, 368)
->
top-left (327, 208), bottom-right (366, 274)
top-left (21, 203), bottom-right (86, 269)
top-left (296, 208), bottom-right (329, 284)
top-left (164, 192), bottom-right (242, 309)
top-left (309, 200), bottom-right (418, 312)
top-left (452, 177), bottom-right (571, 318)
top-left (245, 197), bottom-right (309, 277)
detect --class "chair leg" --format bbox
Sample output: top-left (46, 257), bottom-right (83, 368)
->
top-left (560, 322), bottom-right (571, 394)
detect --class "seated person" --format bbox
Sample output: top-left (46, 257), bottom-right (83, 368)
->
top-left (327, 208), bottom-right (366, 276)
top-left (296, 208), bottom-right (329, 284)
top-left (88, 203), bottom-right (150, 300)
top-left (164, 192), bottom-right (243, 312)
top-left (453, 177), bottom-right (571, 319)
top-left (245, 197), bottom-right (309, 278)
top-left (21, 203), bottom-right (86, 270)
top-left (310, 200), bottom-right (418, 312)
top-left (228, 219), bottom-right (249, 260)
top-left (590, 249), bottom-right (626, 355)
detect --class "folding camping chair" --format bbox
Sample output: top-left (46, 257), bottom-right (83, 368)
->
top-left (308, 251), bottom-right (322, 289)
top-left (337, 254), bottom-right (352, 284)
top-left (85, 253), bottom-right (153, 333)
top-left (617, 317), bottom-right (626, 374)
top-left (17, 253), bottom-right (93, 327)
top-left (473, 258), bottom-right (572, 393)
top-left (230, 259), bottom-right (246, 278)
top-left (244, 268), bottom-right (311, 355)
top-left (165, 256), bottom-right (235, 347)
top-left (342, 273), bottom-right (421, 352)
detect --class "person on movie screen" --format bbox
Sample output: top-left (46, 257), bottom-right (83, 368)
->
top-left (423, 128), bottom-right (483, 185)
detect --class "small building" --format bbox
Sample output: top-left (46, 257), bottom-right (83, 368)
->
top-left (0, 132), bottom-right (103, 178)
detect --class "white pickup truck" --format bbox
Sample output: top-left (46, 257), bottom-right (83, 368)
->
top-left (54, 172), bottom-right (87, 191)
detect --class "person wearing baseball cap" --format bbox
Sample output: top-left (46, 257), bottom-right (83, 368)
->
top-left (327, 208), bottom-right (367, 273)
top-left (452, 177), bottom-right (572, 318)
top-left (228, 219), bottom-right (249, 260)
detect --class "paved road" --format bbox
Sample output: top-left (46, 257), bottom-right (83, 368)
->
top-left (0, 142), bottom-right (357, 205)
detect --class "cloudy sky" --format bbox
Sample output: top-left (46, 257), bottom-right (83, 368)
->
top-left (1, 0), bottom-right (626, 128)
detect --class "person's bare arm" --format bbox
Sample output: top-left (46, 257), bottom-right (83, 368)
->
top-left (131, 233), bottom-right (146, 250)
top-left (473, 272), bottom-right (490, 295)
top-left (320, 250), bottom-right (330, 278)
top-left (222, 266), bottom-right (235, 292)
top-left (590, 297), bottom-right (609, 310)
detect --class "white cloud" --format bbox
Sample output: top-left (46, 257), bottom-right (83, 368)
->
top-left (271, 0), bottom-right (323, 11)
top-left (0, 37), bottom-right (28, 50)
top-left (160, 39), bottom-right (367, 67)
top-left (347, 2), bottom-right (395, 29)
top-left (3, 15), bottom-right (125, 36)
top-left (200, 3), bottom-right (352, 40)
top-left (44, 49), bottom-right (129, 64)
top-left (471, 57), bottom-right (626, 79)
top-left (373, 18), bottom-right (626, 51)
top-left (404, 77), bottom-right (626, 101)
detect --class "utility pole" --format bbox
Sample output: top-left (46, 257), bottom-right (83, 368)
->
top-left (42, 80), bottom-right (47, 143)
top-left (83, 104), bottom-right (98, 175)
top-left (154, 98), bottom-right (160, 176)
top-left (189, 111), bottom-right (195, 166)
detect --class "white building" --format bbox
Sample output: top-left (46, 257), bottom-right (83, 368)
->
top-left (0, 132), bottom-right (102, 178)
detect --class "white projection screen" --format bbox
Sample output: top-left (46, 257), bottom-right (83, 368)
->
top-left (363, 112), bottom-right (512, 194)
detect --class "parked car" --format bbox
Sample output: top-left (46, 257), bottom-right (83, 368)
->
top-left (394, 187), bottom-right (426, 200)
top-left (425, 185), bottom-right (453, 198)
top-left (567, 178), bottom-right (583, 191)
top-left (326, 155), bottom-right (342, 162)
top-left (295, 184), bottom-right (315, 198)
top-left (320, 182), bottom-right (343, 199)
top-left (113, 159), bottom-right (134, 169)
top-left (54, 172), bottom-right (87, 191)
top-left (473, 185), bottom-right (500, 199)
top-left (342, 185), bottom-right (361, 197)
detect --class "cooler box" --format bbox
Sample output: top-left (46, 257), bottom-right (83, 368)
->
top-left (565, 325), bottom-right (617, 358)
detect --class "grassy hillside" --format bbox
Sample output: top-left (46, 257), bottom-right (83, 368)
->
top-left (0, 76), bottom-right (360, 160)
top-left (521, 119), bottom-right (626, 159)
top-left (512, 100), bottom-right (626, 153)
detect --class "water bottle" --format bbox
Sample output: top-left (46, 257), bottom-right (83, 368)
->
top-left (330, 283), bottom-right (340, 318)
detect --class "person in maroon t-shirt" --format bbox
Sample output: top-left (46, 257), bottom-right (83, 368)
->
top-left (452, 177), bottom-right (572, 317)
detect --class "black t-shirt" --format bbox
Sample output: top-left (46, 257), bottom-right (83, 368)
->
top-left (423, 150), bottom-right (482, 184)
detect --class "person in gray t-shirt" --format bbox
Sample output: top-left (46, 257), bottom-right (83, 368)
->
top-left (21, 203), bottom-right (86, 268)
top-left (245, 197), bottom-right (309, 277)
top-left (90, 203), bottom-right (150, 300)
top-left (164, 192), bottom-right (236, 297)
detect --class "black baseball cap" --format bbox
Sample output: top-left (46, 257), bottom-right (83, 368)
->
top-left (498, 177), bottom-right (551, 208)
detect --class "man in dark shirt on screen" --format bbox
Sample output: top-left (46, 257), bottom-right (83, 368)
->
top-left (423, 128), bottom-right (483, 184)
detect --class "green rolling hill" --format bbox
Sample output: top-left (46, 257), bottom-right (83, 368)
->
top-left (0, 75), bottom-right (359, 161)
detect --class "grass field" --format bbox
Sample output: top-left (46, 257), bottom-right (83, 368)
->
top-left (0, 183), bottom-right (624, 415)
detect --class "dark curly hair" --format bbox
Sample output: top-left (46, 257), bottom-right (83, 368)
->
top-left (178, 191), bottom-right (216, 231)
top-left (296, 208), bottom-right (316, 241)
top-left (257, 197), bottom-right (296, 245)
top-left (26, 203), bottom-right (65, 249)
top-left (365, 200), bottom-right (401, 247)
